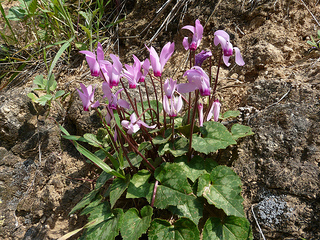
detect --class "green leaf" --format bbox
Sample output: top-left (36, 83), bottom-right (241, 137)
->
top-left (203, 216), bottom-right (252, 240)
top-left (155, 162), bottom-right (193, 194)
top-left (81, 195), bottom-right (104, 216)
top-left (33, 74), bottom-right (45, 88)
top-left (198, 166), bottom-right (244, 217)
top-left (192, 121), bottom-right (237, 154)
top-left (47, 73), bottom-right (57, 93)
top-left (54, 90), bottom-right (65, 99)
top-left (176, 123), bottom-right (200, 137)
top-left (307, 40), bottom-right (317, 48)
top-left (221, 110), bottom-right (240, 120)
top-left (70, 189), bottom-right (100, 214)
top-left (175, 155), bottom-right (218, 182)
top-left (231, 124), bottom-right (254, 140)
top-left (147, 185), bottom-right (195, 209)
top-left (168, 198), bottom-right (203, 225)
top-left (126, 170), bottom-right (151, 199)
top-left (148, 218), bottom-right (200, 240)
top-left (109, 174), bottom-right (130, 208)
top-left (29, 0), bottom-right (38, 14)
top-left (158, 137), bottom-right (188, 157)
top-left (95, 171), bottom-right (113, 189)
top-left (82, 208), bottom-right (123, 240)
top-left (125, 152), bottom-right (143, 168)
top-left (59, 124), bottom-right (125, 179)
top-left (79, 23), bottom-right (92, 41)
top-left (48, 37), bottom-right (74, 81)
top-left (27, 92), bottom-right (38, 102)
top-left (62, 135), bottom-right (88, 142)
top-left (152, 134), bottom-right (172, 145)
top-left (84, 133), bottom-right (102, 147)
top-left (36, 94), bottom-right (53, 106)
top-left (136, 100), bottom-right (162, 119)
top-left (120, 206), bottom-right (153, 240)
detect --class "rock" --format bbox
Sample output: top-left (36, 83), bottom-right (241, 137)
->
top-left (0, 86), bottom-right (92, 239)
top-left (234, 79), bottom-right (320, 239)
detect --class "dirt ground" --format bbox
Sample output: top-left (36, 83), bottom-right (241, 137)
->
top-left (1, 0), bottom-right (320, 239)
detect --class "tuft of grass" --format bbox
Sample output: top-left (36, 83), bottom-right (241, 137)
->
top-left (0, 0), bottom-right (123, 90)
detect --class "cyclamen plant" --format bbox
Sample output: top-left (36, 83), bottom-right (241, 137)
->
top-left (60, 19), bottom-right (253, 240)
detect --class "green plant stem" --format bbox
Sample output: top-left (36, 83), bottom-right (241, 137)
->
top-left (188, 90), bottom-right (199, 161)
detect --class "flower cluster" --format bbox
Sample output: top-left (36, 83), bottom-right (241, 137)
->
top-left (77, 19), bottom-right (244, 134)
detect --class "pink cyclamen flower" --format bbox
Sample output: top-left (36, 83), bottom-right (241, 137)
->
top-left (121, 113), bottom-right (156, 134)
top-left (182, 19), bottom-right (203, 51)
top-left (79, 43), bottom-right (104, 76)
top-left (139, 58), bottom-right (150, 82)
top-left (163, 95), bottom-right (183, 117)
top-left (164, 78), bottom-right (177, 99)
top-left (177, 66), bottom-right (211, 96)
top-left (207, 99), bottom-right (221, 122)
top-left (195, 50), bottom-right (212, 67)
top-left (102, 82), bottom-right (130, 110)
top-left (214, 30), bottom-right (245, 67)
top-left (77, 83), bottom-right (100, 111)
top-left (198, 102), bottom-right (203, 127)
top-left (100, 54), bottom-right (122, 88)
top-left (123, 55), bottom-right (142, 89)
top-left (146, 42), bottom-right (175, 77)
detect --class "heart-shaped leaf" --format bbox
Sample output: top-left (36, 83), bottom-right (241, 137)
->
top-left (148, 218), bottom-right (200, 240)
top-left (198, 166), bottom-right (244, 217)
top-left (192, 122), bottom-right (237, 154)
top-left (120, 206), bottom-right (153, 240)
top-left (203, 216), bottom-right (252, 240)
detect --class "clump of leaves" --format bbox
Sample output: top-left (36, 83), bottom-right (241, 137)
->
top-left (307, 30), bottom-right (320, 51)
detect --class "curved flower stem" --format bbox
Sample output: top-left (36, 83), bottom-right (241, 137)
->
top-left (97, 108), bottom-right (120, 153)
top-left (205, 50), bottom-right (222, 121)
top-left (115, 126), bottom-right (135, 170)
top-left (138, 85), bottom-right (146, 122)
top-left (151, 180), bottom-right (159, 208)
top-left (160, 76), bottom-right (167, 134)
top-left (115, 124), bottom-right (156, 171)
top-left (148, 73), bottom-right (160, 128)
top-left (143, 80), bottom-right (154, 124)
top-left (120, 78), bottom-right (138, 116)
top-left (188, 90), bottom-right (199, 161)
top-left (171, 117), bottom-right (175, 148)
top-left (212, 49), bottom-right (222, 96)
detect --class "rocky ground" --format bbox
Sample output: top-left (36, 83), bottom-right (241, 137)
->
top-left (0, 0), bottom-right (320, 239)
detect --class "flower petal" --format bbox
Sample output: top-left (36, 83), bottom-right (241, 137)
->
top-left (159, 42), bottom-right (174, 71)
top-left (223, 55), bottom-right (231, 67)
top-left (181, 25), bottom-right (195, 34)
top-left (182, 37), bottom-right (190, 50)
top-left (102, 81), bottom-right (112, 100)
top-left (176, 83), bottom-right (198, 94)
top-left (96, 43), bottom-right (104, 62)
top-left (234, 47), bottom-right (245, 66)
top-left (214, 34), bottom-right (227, 48)
top-left (214, 30), bottom-right (230, 42)
top-left (118, 99), bottom-right (130, 109)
